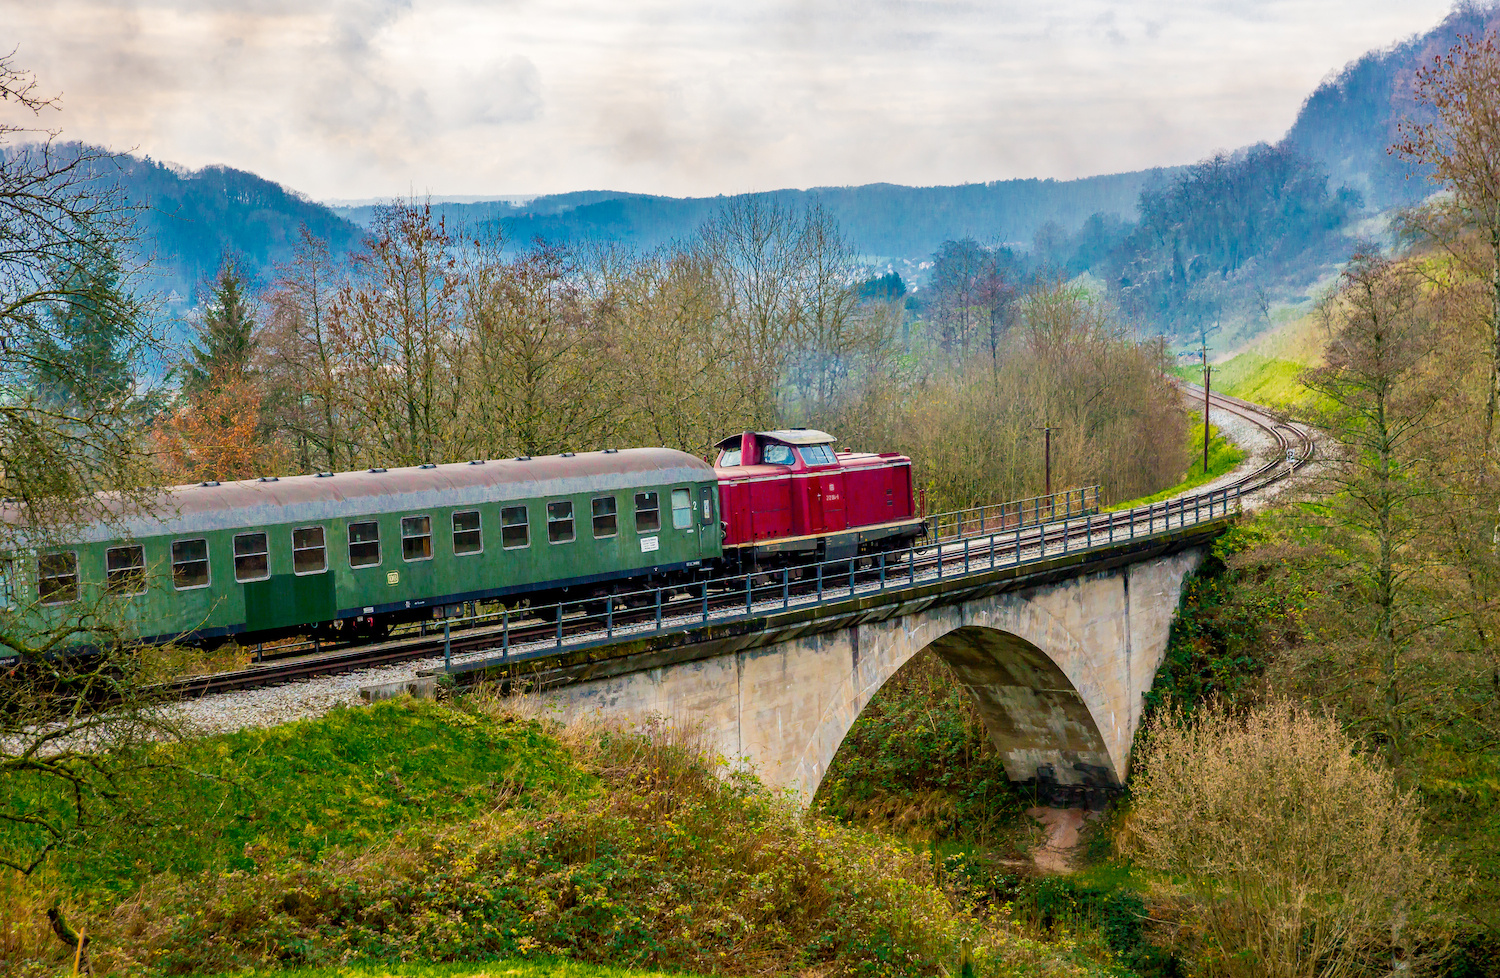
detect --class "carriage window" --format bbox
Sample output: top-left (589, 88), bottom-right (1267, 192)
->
top-left (172, 539), bottom-right (210, 590)
top-left (452, 510), bottom-right (482, 555)
top-left (547, 501), bottom-right (575, 544)
top-left (348, 521), bottom-right (381, 567)
top-left (106, 545), bottom-right (147, 595)
top-left (635, 491), bottom-right (660, 533)
top-left (293, 526), bottom-right (327, 575)
top-left (38, 552), bottom-right (79, 605)
top-left (592, 496), bottom-right (617, 538)
top-left (671, 488), bottom-right (693, 529)
top-left (799, 444), bottom-right (836, 465)
top-left (0, 559), bottom-right (14, 609)
top-left (402, 515), bottom-right (433, 561)
top-left (233, 533), bottom-right (270, 583)
top-left (501, 506), bottom-right (529, 549)
top-left (761, 443), bottom-right (794, 465)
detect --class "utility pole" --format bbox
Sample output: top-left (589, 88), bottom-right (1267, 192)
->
top-left (1203, 363), bottom-right (1212, 475)
top-left (1033, 424), bottom-right (1059, 510)
top-left (1199, 323), bottom-right (1219, 476)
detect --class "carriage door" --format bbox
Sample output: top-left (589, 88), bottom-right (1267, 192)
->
top-left (699, 485), bottom-right (717, 547)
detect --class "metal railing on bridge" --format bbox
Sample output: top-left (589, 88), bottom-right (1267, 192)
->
top-left (927, 486), bottom-right (1101, 546)
top-left (432, 483), bottom-right (1243, 679)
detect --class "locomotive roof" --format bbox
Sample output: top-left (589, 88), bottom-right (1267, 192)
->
top-left (713, 429), bottom-right (835, 450)
top-left (14, 448), bottom-right (713, 545)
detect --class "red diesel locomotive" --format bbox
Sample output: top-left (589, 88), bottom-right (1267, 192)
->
top-left (712, 428), bottom-right (925, 573)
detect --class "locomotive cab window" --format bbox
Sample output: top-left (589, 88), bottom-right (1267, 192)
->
top-left (592, 496), bottom-right (617, 538)
top-left (293, 526), bottom-right (327, 575)
top-left (501, 506), bottom-right (529, 549)
top-left (547, 501), bottom-right (575, 544)
top-left (38, 552), bottom-right (78, 605)
top-left (348, 521), bottom-right (381, 567)
top-left (798, 444), bottom-right (836, 466)
top-left (452, 510), bottom-right (482, 555)
top-left (402, 516), bottom-right (433, 561)
top-left (635, 492), bottom-right (660, 533)
top-left (671, 488), bottom-right (693, 529)
top-left (719, 449), bottom-right (741, 466)
top-left (761, 443), bottom-right (794, 465)
top-left (172, 539), bottom-right (210, 590)
top-left (234, 533), bottom-right (270, 583)
top-left (106, 545), bottom-right (146, 595)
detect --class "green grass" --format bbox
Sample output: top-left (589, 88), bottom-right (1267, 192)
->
top-left (1106, 422), bottom-right (1245, 511)
top-left (191, 961), bottom-right (711, 978)
top-left (4, 698), bottom-right (584, 897)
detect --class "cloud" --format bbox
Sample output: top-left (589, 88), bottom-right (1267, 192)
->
top-left (0, 0), bottom-right (1461, 199)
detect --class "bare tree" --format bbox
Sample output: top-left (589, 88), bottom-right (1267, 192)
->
top-left (460, 236), bottom-right (617, 458)
top-left (1396, 29), bottom-right (1500, 452)
top-left (0, 53), bottom-right (179, 877)
top-left (329, 202), bottom-right (463, 467)
top-left (1302, 255), bottom-right (1452, 767)
top-left (259, 228), bottom-right (348, 471)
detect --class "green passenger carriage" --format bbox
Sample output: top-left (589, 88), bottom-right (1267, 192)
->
top-left (7, 448), bottom-right (720, 648)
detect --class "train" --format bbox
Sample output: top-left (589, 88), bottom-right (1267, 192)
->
top-left (1, 429), bottom-right (924, 649)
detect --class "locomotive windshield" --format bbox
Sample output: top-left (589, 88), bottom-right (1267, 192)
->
top-left (761, 443), bottom-right (795, 465)
top-left (719, 448), bottom-right (741, 466)
top-left (798, 444), bottom-right (836, 465)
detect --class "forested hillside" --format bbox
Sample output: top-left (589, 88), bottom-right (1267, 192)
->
top-left (1284, 3), bottom-right (1500, 210)
top-left (330, 170), bottom-right (1177, 260)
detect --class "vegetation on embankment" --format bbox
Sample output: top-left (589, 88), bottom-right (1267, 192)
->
top-left (3, 698), bottom-right (1126, 978)
top-left (1104, 422), bottom-right (1244, 511)
top-left (186, 963), bottom-right (714, 978)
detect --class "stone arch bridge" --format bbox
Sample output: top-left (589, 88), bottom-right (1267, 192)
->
top-left (449, 522), bottom-right (1224, 804)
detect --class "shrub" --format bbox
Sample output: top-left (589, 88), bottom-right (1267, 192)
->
top-left (1125, 701), bottom-right (1454, 978)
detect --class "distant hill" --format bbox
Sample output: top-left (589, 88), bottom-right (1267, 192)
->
top-left (328, 172), bottom-right (1181, 261)
top-left (83, 150), bottom-right (363, 302)
top-left (1283, 3), bottom-right (1500, 211)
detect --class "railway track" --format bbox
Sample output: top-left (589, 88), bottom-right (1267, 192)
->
top-left (154, 389), bottom-right (1314, 701)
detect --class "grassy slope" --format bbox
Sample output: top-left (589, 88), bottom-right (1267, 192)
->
top-left (5, 699), bottom-right (1114, 978)
top-left (1174, 306), bottom-right (1325, 412)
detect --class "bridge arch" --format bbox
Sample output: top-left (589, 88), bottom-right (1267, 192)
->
top-left (519, 545), bottom-right (1209, 807)
top-left (784, 616), bottom-right (1124, 807)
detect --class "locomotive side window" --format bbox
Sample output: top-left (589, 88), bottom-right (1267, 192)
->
top-left (233, 533), bottom-right (270, 583)
top-left (501, 506), bottom-right (529, 549)
top-left (671, 488), bottom-right (692, 529)
top-left (172, 539), bottom-right (210, 590)
top-left (592, 496), bottom-right (617, 538)
top-left (547, 501), bottom-right (575, 544)
top-left (105, 545), bottom-right (147, 595)
top-left (635, 491), bottom-right (660, 533)
top-left (761, 443), bottom-right (794, 465)
top-left (293, 526), bottom-right (327, 575)
top-left (799, 444), bottom-right (836, 465)
top-left (401, 516), bottom-right (433, 561)
top-left (452, 510), bottom-right (482, 555)
top-left (38, 552), bottom-right (79, 605)
top-left (348, 521), bottom-right (381, 567)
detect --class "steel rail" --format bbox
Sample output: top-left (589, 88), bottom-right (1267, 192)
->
top-left (152, 389), bottom-right (1311, 699)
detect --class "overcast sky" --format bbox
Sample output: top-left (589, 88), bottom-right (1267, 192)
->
top-left (0, 0), bottom-right (1458, 201)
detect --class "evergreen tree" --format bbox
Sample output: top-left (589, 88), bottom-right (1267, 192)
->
top-left (186, 263), bottom-right (257, 390)
top-left (30, 233), bottom-right (140, 411)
